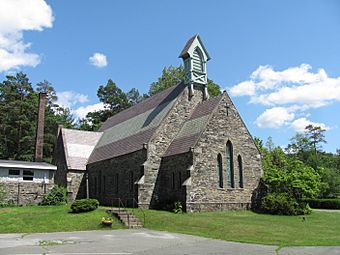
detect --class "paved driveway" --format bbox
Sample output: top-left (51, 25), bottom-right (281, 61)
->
top-left (0, 229), bottom-right (339, 255)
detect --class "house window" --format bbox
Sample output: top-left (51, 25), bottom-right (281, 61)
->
top-left (238, 155), bottom-right (243, 188)
top-left (23, 170), bottom-right (34, 181)
top-left (226, 141), bottom-right (234, 188)
top-left (9, 169), bottom-right (20, 176)
top-left (217, 154), bottom-right (223, 188)
top-left (129, 171), bottom-right (133, 192)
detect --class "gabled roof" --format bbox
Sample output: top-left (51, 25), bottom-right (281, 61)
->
top-left (179, 34), bottom-right (211, 60)
top-left (0, 160), bottom-right (57, 171)
top-left (61, 128), bottom-right (102, 170)
top-left (88, 82), bottom-right (186, 164)
top-left (165, 95), bottom-right (222, 157)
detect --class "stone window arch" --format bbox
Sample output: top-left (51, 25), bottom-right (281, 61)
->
top-left (226, 140), bottom-right (235, 188)
top-left (217, 153), bottom-right (223, 188)
top-left (238, 155), bottom-right (243, 188)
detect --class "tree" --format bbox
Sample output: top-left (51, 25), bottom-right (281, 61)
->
top-left (259, 146), bottom-right (320, 215)
top-left (36, 80), bottom-right (57, 106)
top-left (305, 124), bottom-right (326, 155)
top-left (265, 136), bottom-right (275, 152)
top-left (0, 73), bottom-right (37, 160)
top-left (126, 88), bottom-right (143, 106)
top-left (97, 79), bottom-right (130, 113)
top-left (148, 65), bottom-right (222, 97)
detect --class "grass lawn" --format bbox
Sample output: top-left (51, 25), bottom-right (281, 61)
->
top-left (132, 209), bottom-right (340, 247)
top-left (0, 205), bottom-right (123, 233)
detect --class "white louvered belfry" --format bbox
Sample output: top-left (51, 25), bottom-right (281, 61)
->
top-left (179, 35), bottom-right (211, 100)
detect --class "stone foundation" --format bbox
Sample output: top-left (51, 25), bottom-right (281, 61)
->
top-left (1, 182), bottom-right (54, 205)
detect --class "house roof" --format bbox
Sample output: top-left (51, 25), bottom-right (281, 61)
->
top-left (88, 81), bottom-right (186, 164)
top-left (0, 160), bottom-right (57, 171)
top-left (61, 128), bottom-right (102, 170)
top-left (165, 95), bottom-right (222, 157)
top-left (179, 34), bottom-right (211, 60)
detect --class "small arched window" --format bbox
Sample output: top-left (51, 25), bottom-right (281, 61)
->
top-left (217, 154), bottom-right (223, 188)
top-left (226, 141), bottom-right (234, 188)
top-left (192, 47), bottom-right (204, 73)
top-left (238, 155), bottom-right (243, 188)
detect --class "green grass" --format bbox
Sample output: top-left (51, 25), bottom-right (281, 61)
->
top-left (132, 209), bottom-right (340, 247)
top-left (0, 205), bottom-right (123, 233)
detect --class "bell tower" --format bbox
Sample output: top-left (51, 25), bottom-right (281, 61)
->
top-left (179, 34), bottom-right (211, 100)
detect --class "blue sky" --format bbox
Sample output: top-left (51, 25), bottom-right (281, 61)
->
top-left (0, 0), bottom-right (339, 152)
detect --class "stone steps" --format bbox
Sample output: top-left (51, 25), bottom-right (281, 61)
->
top-left (107, 208), bottom-right (144, 229)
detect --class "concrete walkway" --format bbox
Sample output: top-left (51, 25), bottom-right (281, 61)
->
top-left (0, 229), bottom-right (339, 255)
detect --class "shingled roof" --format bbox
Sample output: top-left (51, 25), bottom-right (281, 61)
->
top-left (88, 81), bottom-right (186, 164)
top-left (165, 95), bottom-right (222, 156)
top-left (61, 128), bottom-right (102, 170)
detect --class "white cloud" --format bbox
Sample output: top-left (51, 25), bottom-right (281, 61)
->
top-left (255, 107), bottom-right (295, 128)
top-left (0, 0), bottom-right (53, 72)
top-left (56, 91), bottom-right (89, 108)
top-left (230, 64), bottom-right (338, 131)
top-left (89, 53), bottom-right (108, 68)
top-left (290, 118), bottom-right (330, 133)
top-left (230, 81), bottom-right (255, 96)
top-left (73, 103), bottom-right (105, 119)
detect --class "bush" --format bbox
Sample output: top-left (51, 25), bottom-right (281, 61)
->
top-left (70, 199), bottom-right (99, 213)
top-left (40, 186), bottom-right (67, 206)
top-left (306, 198), bottom-right (340, 209)
top-left (261, 192), bottom-right (311, 215)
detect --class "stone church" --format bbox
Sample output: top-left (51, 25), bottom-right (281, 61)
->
top-left (55, 35), bottom-right (262, 212)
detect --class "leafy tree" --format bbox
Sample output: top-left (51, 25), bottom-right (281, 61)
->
top-left (265, 136), bottom-right (275, 152)
top-left (305, 124), bottom-right (326, 155)
top-left (0, 73), bottom-right (37, 160)
top-left (148, 65), bottom-right (222, 97)
top-left (97, 79), bottom-right (130, 113)
top-left (36, 80), bottom-right (57, 106)
top-left (258, 145), bottom-right (320, 215)
top-left (126, 88), bottom-right (143, 106)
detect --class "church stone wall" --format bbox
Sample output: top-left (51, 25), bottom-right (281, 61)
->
top-left (87, 149), bottom-right (147, 207)
top-left (153, 152), bottom-right (192, 210)
top-left (142, 87), bottom-right (204, 208)
top-left (187, 93), bottom-right (262, 212)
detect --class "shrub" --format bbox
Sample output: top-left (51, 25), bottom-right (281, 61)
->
top-left (306, 198), bottom-right (340, 209)
top-left (261, 192), bottom-right (311, 215)
top-left (40, 186), bottom-right (67, 206)
top-left (70, 199), bottom-right (99, 213)
top-left (173, 201), bottom-right (183, 214)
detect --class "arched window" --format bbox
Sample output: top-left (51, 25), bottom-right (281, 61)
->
top-left (226, 141), bottom-right (234, 188)
top-left (238, 155), bottom-right (243, 188)
top-left (192, 47), bottom-right (204, 72)
top-left (217, 154), bottom-right (223, 188)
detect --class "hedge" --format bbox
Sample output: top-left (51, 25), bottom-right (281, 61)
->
top-left (70, 199), bottom-right (99, 213)
top-left (306, 198), bottom-right (340, 209)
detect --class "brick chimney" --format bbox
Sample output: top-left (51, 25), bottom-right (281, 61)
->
top-left (34, 93), bottom-right (47, 162)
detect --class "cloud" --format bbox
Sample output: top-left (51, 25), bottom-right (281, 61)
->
top-left (0, 0), bottom-right (53, 72)
top-left (230, 64), bottom-right (338, 131)
top-left (230, 81), bottom-right (255, 96)
top-left (89, 53), bottom-right (108, 68)
top-left (290, 118), bottom-right (330, 133)
top-left (73, 103), bottom-right (105, 119)
top-left (56, 91), bottom-right (89, 108)
top-left (255, 107), bottom-right (295, 128)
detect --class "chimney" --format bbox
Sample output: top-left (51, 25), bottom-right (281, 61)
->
top-left (34, 93), bottom-right (46, 162)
